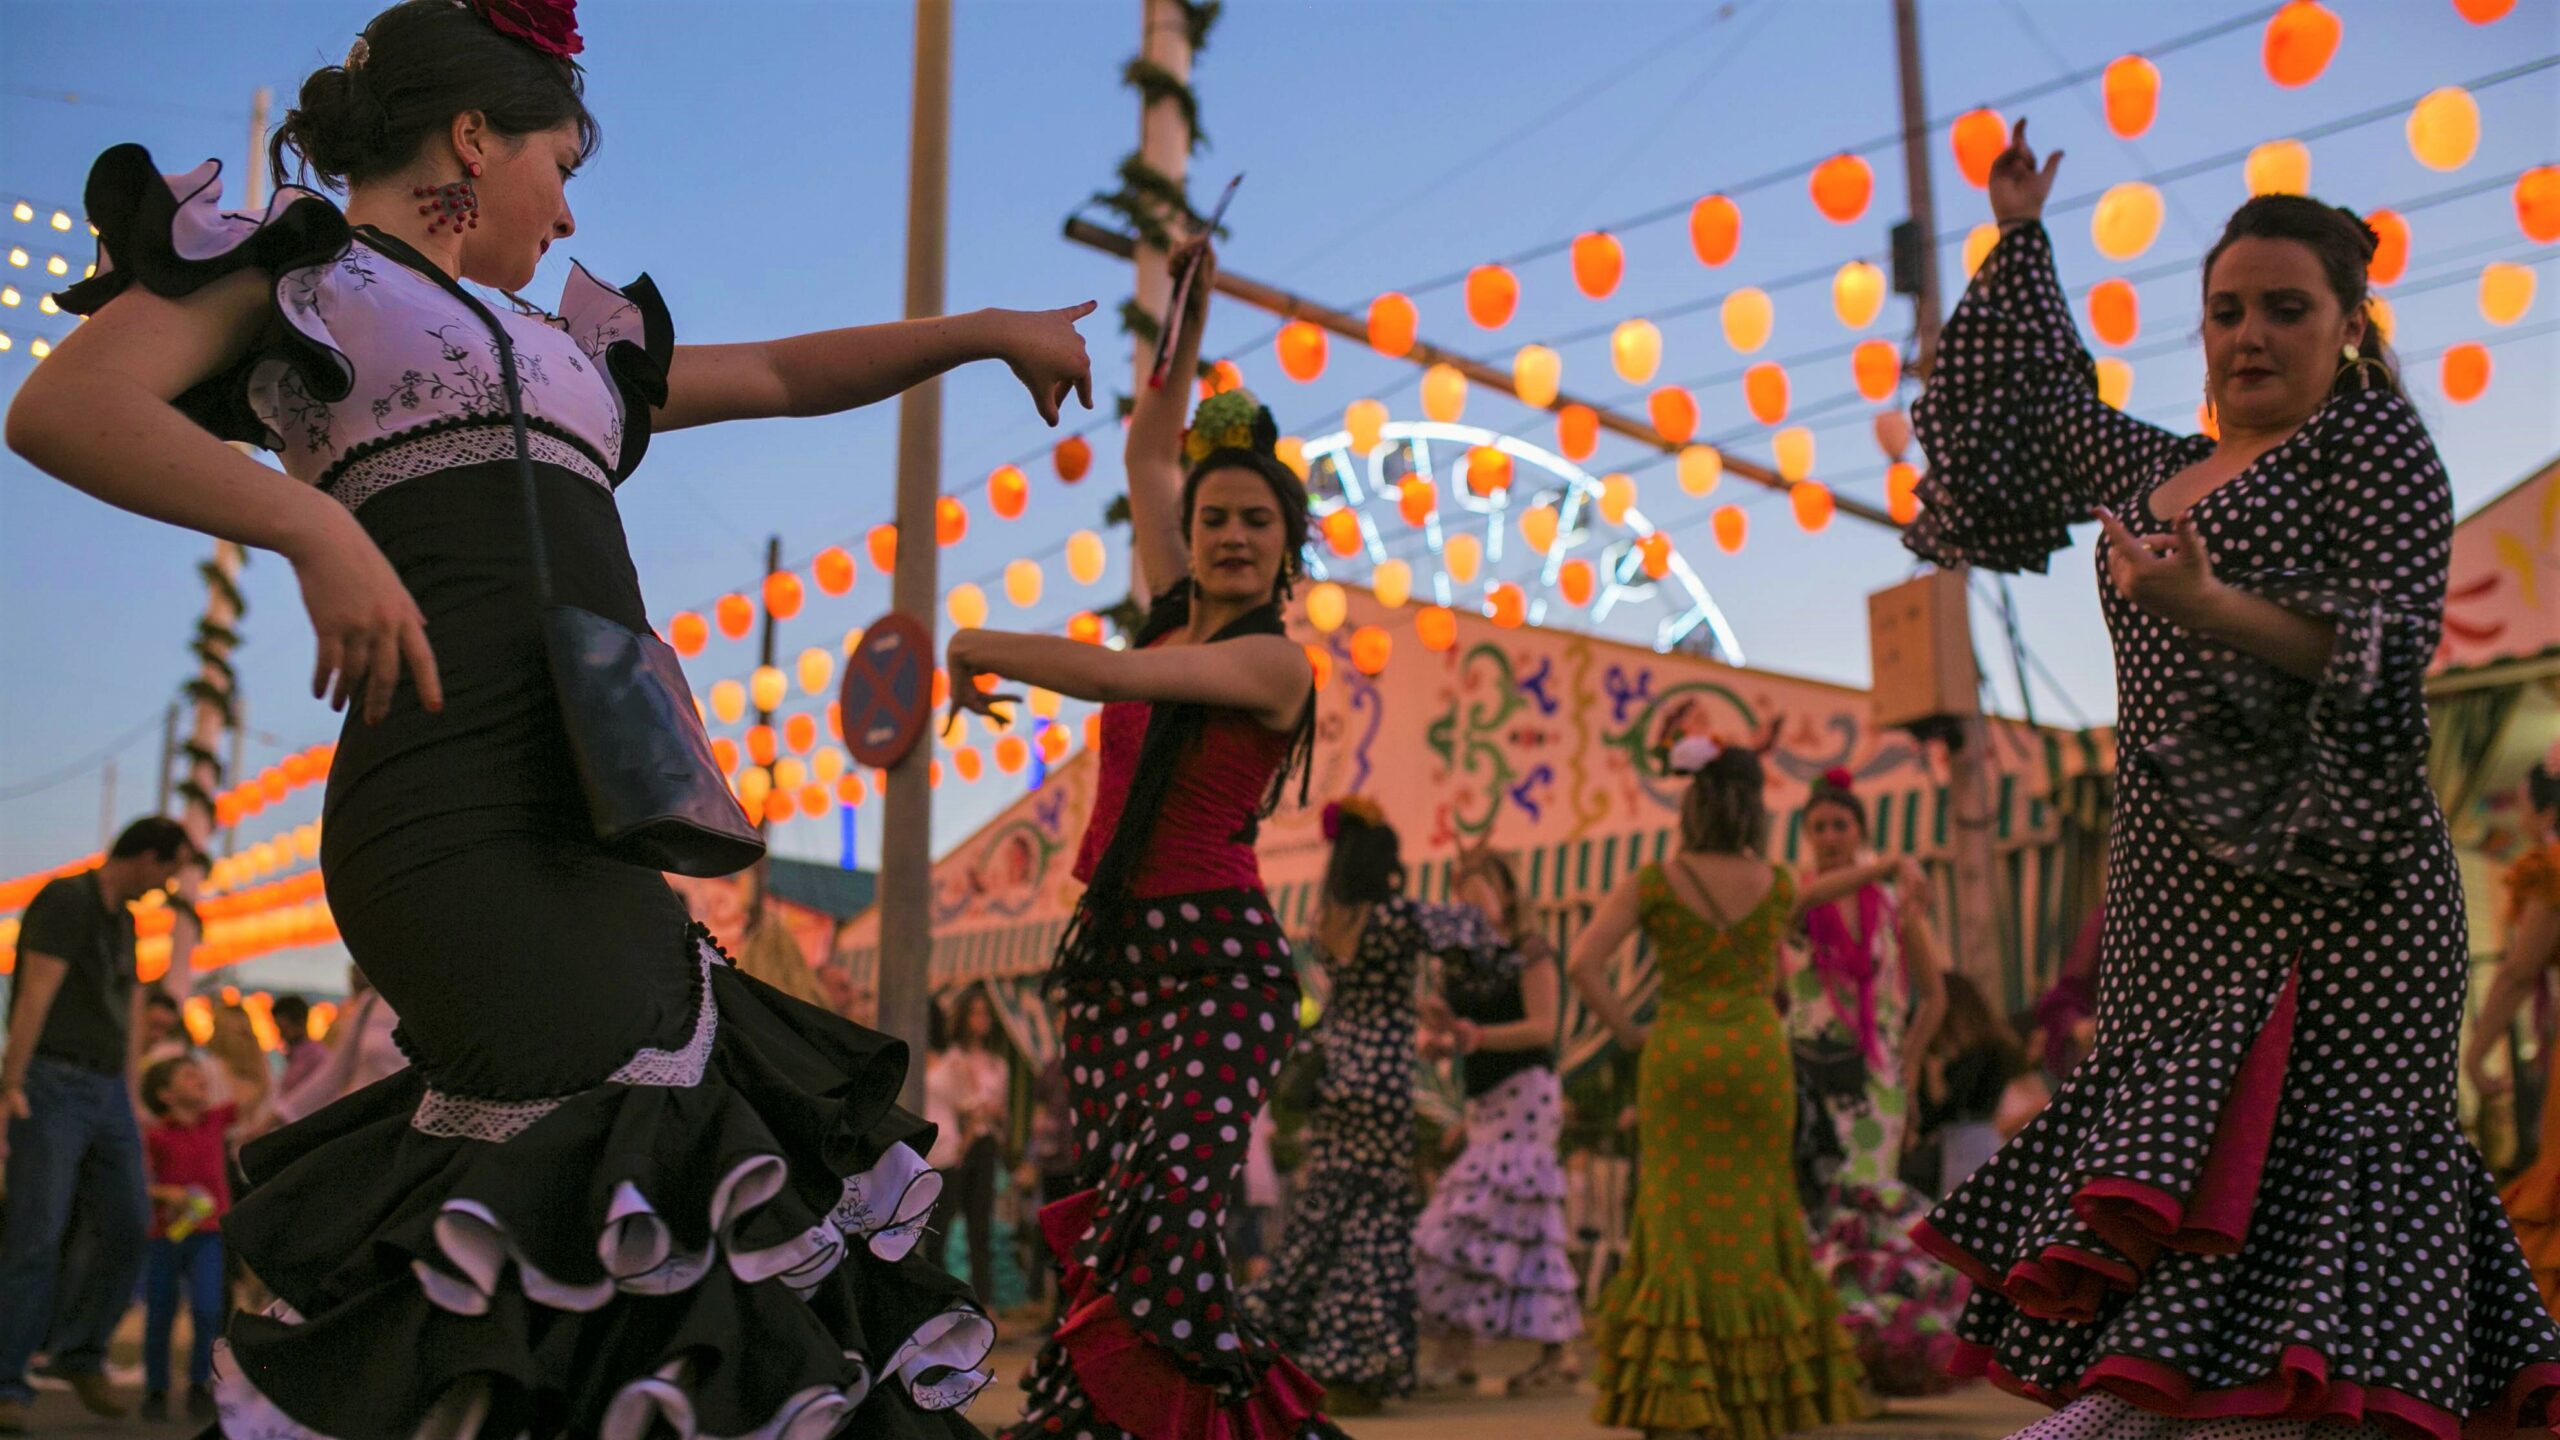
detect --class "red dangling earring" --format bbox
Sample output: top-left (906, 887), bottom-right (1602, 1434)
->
top-left (412, 162), bottom-right (482, 234)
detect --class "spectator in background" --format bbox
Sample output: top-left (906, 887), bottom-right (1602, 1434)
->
top-left (201, 1003), bottom-right (271, 1126)
top-left (137, 1054), bottom-right (234, 1423)
top-left (138, 989), bottom-right (187, 1068)
top-left (922, 989), bottom-right (1010, 1304)
top-left (1914, 973), bottom-right (2028, 1196)
top-left (271, 995), bottom-right (329, 1098)
top-left (273, 969), bottom-right (407, 1123)
top-left (0, 815), bottom-right (197, 1429)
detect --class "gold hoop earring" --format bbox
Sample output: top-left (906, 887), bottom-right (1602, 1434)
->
top-left (2334, 342), bottom-right (2389, 394)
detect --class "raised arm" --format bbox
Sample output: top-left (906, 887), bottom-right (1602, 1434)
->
top-left (654, 304), bottom-right (1096, 432)
top-left (947, 627), bottom-right (1309, 732)
top-left (1123, 239), bottom-right (1217, 597)
top-left (1791, 854), bottom-right (1919, 923)
top-left (1567, 873), bottom-right (1648, 1051)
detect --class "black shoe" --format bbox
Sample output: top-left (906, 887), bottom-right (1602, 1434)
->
top-left (186, 1385), bottom-right (218, 1422)
top-left (142, 1391), bottom-right (171, 1422)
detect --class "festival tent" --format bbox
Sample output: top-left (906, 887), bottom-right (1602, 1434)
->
top-left (834, 585), bottom-right (2112, 1077)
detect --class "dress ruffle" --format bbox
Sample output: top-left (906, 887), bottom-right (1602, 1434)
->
top-left (210, 933), bottom-right (993, 1440)
top-left (1592, 1263), bottom-right (1873, 1439)
top-left (1914, 963), bottom-right (2560, 1440)
top-left (551, 260), bottom-right (672, 480)
top-left (1413, 1069), bottom-right (1582, 1345)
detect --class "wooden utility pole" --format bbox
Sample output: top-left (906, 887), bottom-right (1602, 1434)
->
top-left (1124, 0), bottom-right (1195, 600)
top-left (877, 0), bottom-right (951, 1113)
top-left (1892, 0), bottom-right (2008, 999)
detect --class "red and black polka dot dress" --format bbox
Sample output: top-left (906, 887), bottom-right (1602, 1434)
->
top-left (1902, 221), bottom-right (2560, 1437)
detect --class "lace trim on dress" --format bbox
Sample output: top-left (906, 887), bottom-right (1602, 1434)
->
top-left (411, 934), bottom-right (720, 1140)
top-left (326, 422), bottom-right (610, 511)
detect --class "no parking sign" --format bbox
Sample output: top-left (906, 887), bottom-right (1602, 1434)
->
top-left (838, 612), bottom-right (935, 770)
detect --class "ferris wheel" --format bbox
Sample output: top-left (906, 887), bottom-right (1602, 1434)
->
top-left (1295, 420), bottom-right (1745, 665)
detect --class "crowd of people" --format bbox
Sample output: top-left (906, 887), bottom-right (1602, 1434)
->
top-left (6, 0), bottom-right (2560, 1436)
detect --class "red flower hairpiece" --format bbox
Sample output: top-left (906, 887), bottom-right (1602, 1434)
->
top-left (468, 0), bottom-right (583, 58)
top-left (1821, 766), bottom-right (1856, 790)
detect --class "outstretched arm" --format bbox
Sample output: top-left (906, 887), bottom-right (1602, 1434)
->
top-left (947, 627), bottom-right (1309, 731)
top-left (1792, 854), bottom-right (1918, 922)
top-left (1124, 239), bottom-right (1217, 597)
top-left (654, 303), bottom-right (1096, 432)
top-left (1567, 874), bottom-right (1648, 1050)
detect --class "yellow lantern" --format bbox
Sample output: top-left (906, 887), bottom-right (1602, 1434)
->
top-left (2092, 182), bottom-right (2164, 261)
top-left (1345, 399), bottom-right (1388, 454)
top-left (1678, 445), bottom-right (1723, 497)
top-left (814, 747), bottom-right (846, 783)
top-left (1066, 529), bottom-right (1107, 585)
top-left (773, 756), bottom-right (809, 793)
top-left (2094, 358), bottom-right (2134, 411)
top-left (797, 646), bottom-right (833, 696)
top-left (1421, 363), bottom-right (1468, 423)
top-left (1832, 261), bottom-right (1885, 330)
top-left (1512, 344), bottom-right (1561, 408)
top-left (1306, 582), bottom-right (1349, 633)
top-left (738, 765), bottom-right (773, 809)
top-left (1611, 319), bottom-right (1662, 384)
top-left (947, 583), bottom-right (988, 629)
top-left (2480, 262), bottom-right (2535, 326)
top-left (1962, 223), bottom-right (2000, 279)
top-left (1373, 559), bottom-right (1413, 609)
top-left (1004, 559), bottom-right (1044, 608)
top-left (2407, 87), bottom-right (2479, 172)
top-left (1275, 437), bottom-right (1308, 480)
top-left (1029, 687), bottom-right (1063, 719)
top-left (710, 679), bottom-right (746, 726)
top-left (2246, 140), bottom-right (2311, 197)
top-left (1599, 473), bottom-right (1638, 526)
top-left (750, 664), bottom-right (788, 714)
top-left (1721, 287), bottom-right (1773, 353)
top-left (1520, 504), bottom-right (1560, 553)
top-left (1445, 533), bottom-right (1483, 585)
top-left (2369, 295), bottom-right (2397, 343)
top-left (1773, 426), bottom-right (1815, 483)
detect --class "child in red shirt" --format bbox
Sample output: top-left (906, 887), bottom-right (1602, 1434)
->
top-left (139, 1053), bottom-right (234, 1421)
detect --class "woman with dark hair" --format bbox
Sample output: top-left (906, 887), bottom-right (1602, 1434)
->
top-left (1242, 798), bottom-right (1493, 1414)
top-left (1409, 845), bottom-right (1583, 1397)
top-left (946, 236), bottom-right (1338, 1440)
top-left (4, 2), bottom-right (1097, 1433)
top-left (1902, 118), bottom-right (2560, 1431)
top-left (1787, 770), bottom-right (1965, 1395)
top-left (1569, 738), bottom-right (1900, 1436)
top-left (1913, 971), bottom-right (2027, 1197)
top-left (2465, 747), bottom-right (2560, 1320)
top-left (922, 988), bottom-right (1012, 1305)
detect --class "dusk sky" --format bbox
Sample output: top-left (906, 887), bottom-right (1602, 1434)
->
top-left (3, 0), bottom-right (2554, 992)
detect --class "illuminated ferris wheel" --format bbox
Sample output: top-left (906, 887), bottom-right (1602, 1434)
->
top-left (1295, 420), bottom-right (1744, 665)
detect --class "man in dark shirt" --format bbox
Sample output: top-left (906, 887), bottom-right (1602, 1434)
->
top-left (0, 817), bottom-right (196, 1429)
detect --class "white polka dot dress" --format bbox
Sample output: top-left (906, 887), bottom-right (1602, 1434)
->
top-left (1901, 221), bottom-right (2560, 1438)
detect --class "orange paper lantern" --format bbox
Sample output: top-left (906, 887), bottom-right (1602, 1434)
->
top-left (2262, 1), bottom-right (2341, 88)
top-left (1417, 605), bottom-right (1459, 652)
top-left (1887, 462), bottom-right (1922, 524)
top-left (1556, 404), bottom-right (1599, 463)
top-left (1350, 626), bottom-right (1392, 676)
top-left (1951, 109), bottom-right (2007, 189)
top-left (2366, 209), bottom-right (2409, 285)
top-left (813, 546), bottom-right (855, 596)
top-left (1689, 195), bottom-right (1741, 267)
top-left (1368, 293), bottom-right (1418, 357)
top-left (2104, 55), bottom-right (2160, 139)
top-left (953, 747), bottom-right (982, 783)
top-left (711, 736), bottom-right (739, 773)
top-left (936, 496), bottom-right (967, 547)
top-left (1067, 612), bottom-right (1103, 645)
top-left (1305, 644), bottom-right (1333, 693)
top-left (1852, 339), bottom-right (1901, 402)
top-left (987, 464), bottom-right (1029, 520)
top-left (1322, 508), bottom-right (1363, 557)
top-left (1486, 583), bottom-right (1526, 629)
top-left (2441, 342), bottom-right (2491, 403)
top-left (1199, 360), bottom-right (1244, 398)
top-left (1558, 559), bottom-right (1596, 608)
top-left (785, 713), bottom-right (818, 753)
top-left (2518, 167), bottom-right (2560, 244)
top-left (836, 773), bottom-right (866, 807)
top-left (1039, 727), bottom-right (1068, 764)
top-left (1649, 386), bottom-right (1699, 445)
top-left (1743, 363), bottom-right (1790, 426)
top-left (762, 570), bottom-right (803, 621)
top-left (1465, 446), bottom-right (1514, 497)
top-left (1712, 506), bottom-right (1747, 554)
top-left (1053, 434), bottom-right (1092, 483)
top-left (1636, 534), bottom-right (1672, 581)
top-left (715, 593), bottom-right (755, 641)
top-left (1421, 363), bottom-right (1468, 423)
top-left (1466, 265), bottom-right (1518, 329)
top-left (1810, 153), bottom-right (1873, 225)
top-left (867, 524), bottom-right (897, 573)
top-left (1399, 478), bottom-right (1437, 527)
top-left (2087, 279), bottom-right (2139, 347)
top-left (1791, 482), bottom-right (1836, 533)
top-left (2455, 0), bottom-right (2516, 20)
top-left (1276, 321), bottom-right (1328, 382)
top-left (669, 611), bottom-right (708, 657)
top-left (1520, 504), bottom-right (1560, 553)
top-left (1443, 534), bottom-right (1482, 585)
top-left (747, 725), bottom-right (778, 767)
top-left (1572, 232), bottom-right (1624, 299)
top-left (995, 735), bottom-right (1029, 774)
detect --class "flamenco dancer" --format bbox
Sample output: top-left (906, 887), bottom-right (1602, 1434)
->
top-left (944, 236), bottom-right (1341, 1440)
top-left (5, 2), bottom-right (1101, 1433)
top-left (2463, 747), bottom-right (2560, 1321)
top-left (1568, 737), bottom-right (1887, 1438)
top-left (1410, 847), bottom-right (1585, 1397)
top-left (1241, 799), bottom-right (1495, 1414)
top-left (1787, 769), bottom-right (1967, 1394)
top-left (1903, 119), bottom-right (2560, 1432)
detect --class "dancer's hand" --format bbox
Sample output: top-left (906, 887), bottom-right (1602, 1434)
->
top-left (289, 507), bottom-right (443, 726)
top-left (1989, 117), bottom-right (2062, 227)
top-left (996, 303), bottom-right (1099, 427)
top-left (2096, 506), bottom-right (2224, 631)
top-left (943, 631), bottom-right (1021, 729)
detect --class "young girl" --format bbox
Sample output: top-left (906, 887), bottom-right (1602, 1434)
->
top-left (139, 1054), bottom-right (237, 1423)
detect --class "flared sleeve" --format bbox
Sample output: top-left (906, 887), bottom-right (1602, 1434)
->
top-left (1904, 221), bottom-right (2186, 573)
top-left (555, 261), bottom-right (674, 482)
top-left (2136, 388), bottom-right (2454, 896)
top-left (54, 144), bottom-right (354, 448)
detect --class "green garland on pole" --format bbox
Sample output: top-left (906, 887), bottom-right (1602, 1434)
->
top-left (1084, 1), bottom-right (1224, 308)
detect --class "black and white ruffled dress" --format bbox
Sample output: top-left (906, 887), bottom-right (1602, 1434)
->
top-left (57, 144), bottom-right (994, 1440)
top-left (1901, 220), bottom-right (2560, 1439)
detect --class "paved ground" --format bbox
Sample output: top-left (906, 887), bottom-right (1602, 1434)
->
top-left (14, 1324), bottom-right (2044, 1438)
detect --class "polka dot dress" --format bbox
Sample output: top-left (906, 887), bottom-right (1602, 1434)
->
top-left (1902, 221), bottom-right (2560, 1436)
top-left (1240, 897), bottom-right (1437, 1396)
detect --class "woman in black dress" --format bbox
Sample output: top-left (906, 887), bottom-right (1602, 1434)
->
top-left (1903, 118), bottom-right (2560, 1435)
top-left (6, 3), bottom-right (1094, 1434)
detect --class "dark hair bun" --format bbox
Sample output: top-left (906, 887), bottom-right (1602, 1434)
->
top-left (274, 64), bottom-right (393, 189)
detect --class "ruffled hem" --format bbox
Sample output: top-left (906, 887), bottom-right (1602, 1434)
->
top-left (552, 259), bottom-right (671, 481)
top-left (1591, 1271), bottom-right (1873, 1439)
top-left (212, 946), bottom-right (991, 1439)
top-left (2139, 567), bottom-right (2438, 897)
top-left (1035, 1190), bottom-right (1344, 1440)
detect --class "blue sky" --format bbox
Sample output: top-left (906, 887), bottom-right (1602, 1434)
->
top-left (2, 0), bottom-right (2554, 992)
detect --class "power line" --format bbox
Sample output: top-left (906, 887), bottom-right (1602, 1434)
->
top-left (0, 712), bottom-right (163, 804)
